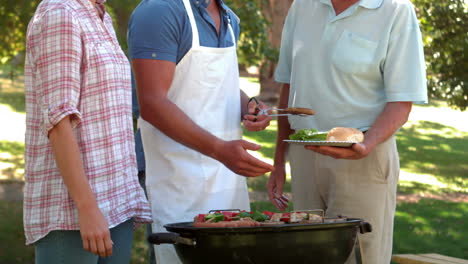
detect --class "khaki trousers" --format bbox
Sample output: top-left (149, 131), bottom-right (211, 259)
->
top-left (289, 136), bottom-right (399, 264)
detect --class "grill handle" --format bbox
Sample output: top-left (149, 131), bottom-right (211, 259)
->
top-left (359, 221), bottom-right (372, 234)
top-left (148, 232), bottom-right (196, 246)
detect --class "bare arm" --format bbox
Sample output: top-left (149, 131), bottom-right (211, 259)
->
top-left (305, 101), bottom-right (412, 159)
top-left (273, 84), bottom-right (295, 166)
top-left (49, 116), bottom-right (112, 257)
top-left (132, 59), bottom-right (273, 177)
top-left (267, 83), bottom-right (294, 210)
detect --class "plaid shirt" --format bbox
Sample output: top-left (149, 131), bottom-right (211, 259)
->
top-left (24, 0), bottom-right (151, 244)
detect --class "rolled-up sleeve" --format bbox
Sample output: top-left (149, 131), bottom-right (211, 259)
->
top-left (31, 8), bottom-right (82, 135)
top-left (383, 6), bottom-right (428, 104)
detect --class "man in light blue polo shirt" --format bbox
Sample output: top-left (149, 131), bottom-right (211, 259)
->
top-left (128, 0), bottom-right (273, 263)
top-left (268, 0), bottom-right (428, 263)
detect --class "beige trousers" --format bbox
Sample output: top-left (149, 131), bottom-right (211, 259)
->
top-left (288, 136), bottom-right (399, 264)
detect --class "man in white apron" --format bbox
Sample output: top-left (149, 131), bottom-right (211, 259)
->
top-left (128, 0), bottom-right (274, 263)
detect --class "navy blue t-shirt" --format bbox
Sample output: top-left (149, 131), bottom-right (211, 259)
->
top-left (128, 0), bottom-right (240, 172)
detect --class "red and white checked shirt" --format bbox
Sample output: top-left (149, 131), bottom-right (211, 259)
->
top-left (24, 0), bottom-right (151, 244)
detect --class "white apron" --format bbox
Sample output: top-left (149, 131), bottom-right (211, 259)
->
top-left (139, 0), bottom-right (250, 263)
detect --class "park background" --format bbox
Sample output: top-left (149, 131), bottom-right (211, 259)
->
top-left (0, 0), bottom-right (466, 263)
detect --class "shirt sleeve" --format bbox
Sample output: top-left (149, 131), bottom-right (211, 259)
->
top-left (30, 8), bottom-right (82, 135)
top-left (128, 2), bottom-right (181, 63)
top-left (274, 1), bottom-right (298, 84)
top-left (383, 4), bottom-right (428, 104)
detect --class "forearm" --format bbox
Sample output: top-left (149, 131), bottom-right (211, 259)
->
top-left (364, 101), bottom-right (412, 150)
top-left (274, 84), bottom-right (294, 166)
top-left (140, 98), bottom-right (222, 159)
top-left (48, 116), bottom-right (98, 211)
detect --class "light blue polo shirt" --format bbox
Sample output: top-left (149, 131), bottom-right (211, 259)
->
top-left (275, 0), bottom-right (428, 131)
top-left (128, 0), bottom-right (240, 171)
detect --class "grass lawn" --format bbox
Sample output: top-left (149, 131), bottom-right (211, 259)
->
top-left (1, 73), bottom-right (467, 263)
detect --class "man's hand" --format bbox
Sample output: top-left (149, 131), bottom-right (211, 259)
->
top-left (304, 101), bottom-right (413, 160)
top-left (213, 139), bottom-right (274, 177)
top-left (304, 142), bottom-right (371, 160)
top-left (267, 165), bottom-right (289, 211)
top-left (78, 204), bottom-right (113, 257)
top-left (243, 99), bottom-right (272, 132)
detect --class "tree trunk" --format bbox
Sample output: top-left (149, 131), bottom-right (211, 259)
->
top-left (258, 0), bottom-right (293, 105)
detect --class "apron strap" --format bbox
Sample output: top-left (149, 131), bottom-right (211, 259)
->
top-left (227, 20), bottom-right (236, 48)
top-left (182, 0), bottom-right (200, 48)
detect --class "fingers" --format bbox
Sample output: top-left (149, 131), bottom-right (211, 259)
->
top-left (270, 193), bottom-right (288, 211)
top-left (96, 237), bottom-right (106, 257)
top-left (304, 145), bottom-right (346, 159)
top-left (220, 140), bottom-right (274, 177)
top-left (241, 140), bottom-right (262, 151)
top-left (274, 195), bottom-right (289, 210)
top-left (267, 170), bottom-right (289, 210)
top-left (236, 151), bottom-right (275, 177)
top-left (245, 154), bottom-right (275, 172)
top-left (103, 236), bottom-right (113, 257)
top-left (89, 237), bottom-right (98, 256)
top-left (247, 100), bottom-right (258, 114)
top-left (82, 231), bottom-right (113, 257)
top-left (237, 169), bottom-right (268, 178)
top-left (82, 238), bottom-right (90, 254)
top-left (235, 159), bottom-right (274, 177)
top-left (243, 115), bottom-right (272, 132)
top-left (305, 144), bottom-right (368, 160)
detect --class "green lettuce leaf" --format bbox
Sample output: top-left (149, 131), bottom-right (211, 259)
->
top-left (289, 129), bottom-right (327, 141)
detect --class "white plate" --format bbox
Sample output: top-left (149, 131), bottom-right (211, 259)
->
top-left (284, 140), bottom-right (357, 147)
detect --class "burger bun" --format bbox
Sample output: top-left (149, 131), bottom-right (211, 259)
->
top-left (326, 127), bottom-right (364, 142)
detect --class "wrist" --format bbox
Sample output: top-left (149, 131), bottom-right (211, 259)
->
top-left (210, 138), bottom-right (226, 161)
top-left (75, 195), bottom-right (99, 212)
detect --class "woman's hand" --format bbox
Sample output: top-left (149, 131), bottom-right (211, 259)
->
top-left (78, 204), bottom-right (113, 257)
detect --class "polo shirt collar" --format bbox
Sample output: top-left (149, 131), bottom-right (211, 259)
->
top-left (358, 0), bottom-right (383, 9)
top-left (319, 0), bottom-right (383, 9)
top-left (191, 0), bottom-right (228, 13)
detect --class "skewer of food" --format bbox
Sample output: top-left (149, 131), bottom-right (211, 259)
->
top-left (192, 210), bottom-right (326, 227)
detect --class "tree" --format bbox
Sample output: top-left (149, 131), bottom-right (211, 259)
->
top-left (0, 0), bottom-right (40, 78)
top-left (225, 0), bottom-right (292, 104)
top-left (106, 0), bottom-right (139, 53)
top-left (413, 0), bottom-right (468, 110)
top-left (2, 0), bottom-right (467, 110)
top-left (224, 0), bottom-right (274, 68)
top-left (257, 0), bottom-right (293, 103)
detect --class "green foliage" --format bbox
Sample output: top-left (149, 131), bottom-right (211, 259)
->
top-left (224, 0), bottom-right (276, 66)
top-left (106, 0), bottom-right (140, 53)
top-left (413, 0), bottom-right (468, 110)
top-left (0, 0), bottom-right (39, 65)
top-left (1, 0), bottom-right (466, 109)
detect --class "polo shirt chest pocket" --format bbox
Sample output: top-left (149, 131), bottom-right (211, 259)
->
top-left (332, 30), bottom-right (378, 74)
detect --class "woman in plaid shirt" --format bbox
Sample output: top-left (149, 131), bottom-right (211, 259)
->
top-left (23, 0), bottom-right (152, 263)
